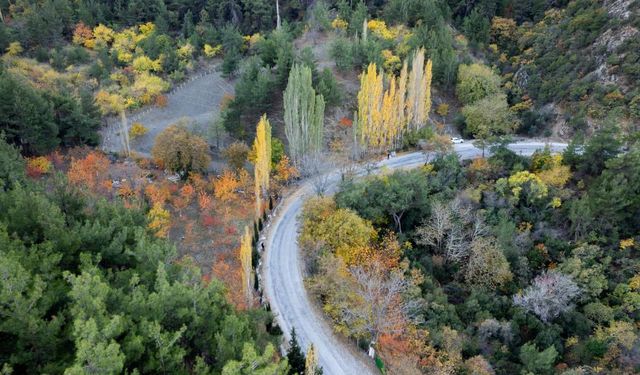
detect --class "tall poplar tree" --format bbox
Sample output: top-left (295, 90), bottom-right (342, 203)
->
top-left (253, 115), bottom-right (272, 218)
top-left (424, 58), bottom-right (433, 125)
top-left (394, 61), bottom-right (408, 148)
top-left (357, 63), bottom-right (383, 150)
top-left (240, 226), bottom-right (253, 306)
top-left (381, 75), bottom-right (397, 149)
top-left (407, 47), bottom-right (426, 130)
top-left (284, 64), bottom-right (325, 165)
top-left (305, 344), bottom-right (322, 375)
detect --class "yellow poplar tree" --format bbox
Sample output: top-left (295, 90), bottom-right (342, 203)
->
top-left (357, 63), bottom-right (384, 150)
top-left (240, 226), bottom-right (253, 306)
top-left (356, 49), bottom-right (433, 152)
top-left (253, 115), bottom-right (272, 218)
top-left (381, 74), bottom-right (397, 149)
top-left (305, 344), bottom-right (319, 375)
top-left (424, 58), bottom-right (433, 124)
top-left (394, 61), bottom-right (408, 148)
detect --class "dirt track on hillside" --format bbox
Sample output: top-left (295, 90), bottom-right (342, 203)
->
top-left (100, 66), bottom-right (234, 157)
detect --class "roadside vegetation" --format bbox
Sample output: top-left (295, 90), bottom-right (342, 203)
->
top-left (0, 0), bottom-right (638, 373)
top-left (301, 137), bottom-right (639, 374)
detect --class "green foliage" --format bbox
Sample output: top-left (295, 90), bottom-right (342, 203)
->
top-left (271, 138), bottom-right (285, 167)
top-left (0, 175), bottom-right (282, 373)
top-left (462, 9), bottom-right (490, 45)
top-left (316, 68), bottom-right (342, 108)
top-left (0, 72), bottom-right (57, 154)
top-left (257, 28), bottom-right (294, 87)
top-left (375, 356), bottom-right (385, 373)
top-left (462, 95), bottom-right (518, 141)
top-left (222, 343), bottom-right (289, 375)
top-left (284, 63), bottom-right (325, 164)
top-left (222, 25), bottom-right (244, 77)
top-left (486, 0), bottom-right (638, 129)
top-left (519, 343), bottom-right (558, 375)
top-left (336, 168), bottom-right (432, 233)
top-left (223, 57), bottom-right (275, 138)
top-left (311, 1), bottom-right (331, 31)
top-left (286, 328), bottom-right (305, 375)
top-left (0, 70), bottom-right (100, 155)
top-left (456, 64), bottom-right (502, 105)
top-left (330, 37), bottom-right (355, 72)
top-left (580, 146), bottom-right (640, 239)
top-left (412, 16), bottom-right (458, 84)
top-left (0, 136), bottom-right (26, 190)
top-left (559, 244), bottom-right (609, 302)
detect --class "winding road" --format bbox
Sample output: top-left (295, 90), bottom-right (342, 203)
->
top-left (263, 141), bottom-right (567, 375)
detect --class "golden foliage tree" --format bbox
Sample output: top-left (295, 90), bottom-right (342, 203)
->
top-left (275, 155), bottom-right (299, 185)
top-left (424, 58), bottom-right (433, 124)
top-left (147, 203), bottom-right (171, 238)
top-left (240, 226), bottom-right (253, 307)
top-left (357, 63), bottom-right (384, 150)
top-left (305, 345), bottom-right (320, 375)
top-left (356, 49), bottom-right (433, 152)
top-left (253, 115), bottom-right (272, 218)
top-left (394, 61), bottom-right (408, 148)
top-left (213, 170), bottom-right (241, 203)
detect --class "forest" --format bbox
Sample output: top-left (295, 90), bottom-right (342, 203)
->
top-left (302, 135), bottom-right (639, 373)
top-left (0, 0), bottom-right (638, 374)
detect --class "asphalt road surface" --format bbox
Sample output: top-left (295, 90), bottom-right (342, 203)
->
top-left (263, 141), bottom-right (567, 375)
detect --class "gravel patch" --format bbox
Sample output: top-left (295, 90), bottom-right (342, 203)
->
top-left (100, 67), bottom-right (235, 157)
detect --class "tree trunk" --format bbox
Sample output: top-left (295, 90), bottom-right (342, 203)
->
top-left (393, 212), bottom-right (403, 234)
top-left (276, 0), bottom-right (281, 30)
top-left (120, 110), bottom-right (131, 157)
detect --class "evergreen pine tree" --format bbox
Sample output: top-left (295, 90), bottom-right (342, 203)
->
top-left (286, 328), bottom-right (305, 375)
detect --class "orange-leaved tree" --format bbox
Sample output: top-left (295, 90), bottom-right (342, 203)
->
top-left (213, 169), bottom-right (241, 203)
top-left (67, 151), bottom-right (110, 192)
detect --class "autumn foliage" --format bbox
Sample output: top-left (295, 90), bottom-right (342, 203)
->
top-left (213, 170), bottom-right (241, 203)
top-left (26, 156), bottom-right (53, 178)
top-left (147, 203), bottom-right (171, 238)
top-left (357, 48), bottom-right (433, 151)
top-left (67, 151), bottom-right (110, 191)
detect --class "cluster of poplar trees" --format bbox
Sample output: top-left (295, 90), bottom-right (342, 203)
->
top-left (284, 64), bottom-right (326, 165)
top-left (238, 114), bottom-right (273, 306)
top-left (357, 48), bottom-right (432, 151)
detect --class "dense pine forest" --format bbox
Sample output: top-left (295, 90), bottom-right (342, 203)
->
top-left (0, 0), bottom-right (638, 374)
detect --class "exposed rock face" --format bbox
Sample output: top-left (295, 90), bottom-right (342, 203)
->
top-left (514, 66), bottom-right (530, 91)
top-left (594, 26), bottom-right (639, 55)
top-left (605, 0), bottom-right (634, 20)
top-left (592, 25), bottom-right (638, 86)
top-left (540, 103), bottom-right (570, 138)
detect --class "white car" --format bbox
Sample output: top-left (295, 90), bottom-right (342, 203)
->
top-left (451, 137), bottom-right (464, 144)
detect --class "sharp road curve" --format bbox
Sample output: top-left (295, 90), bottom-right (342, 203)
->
top-left (263, 142), bottom-right (567, 375)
